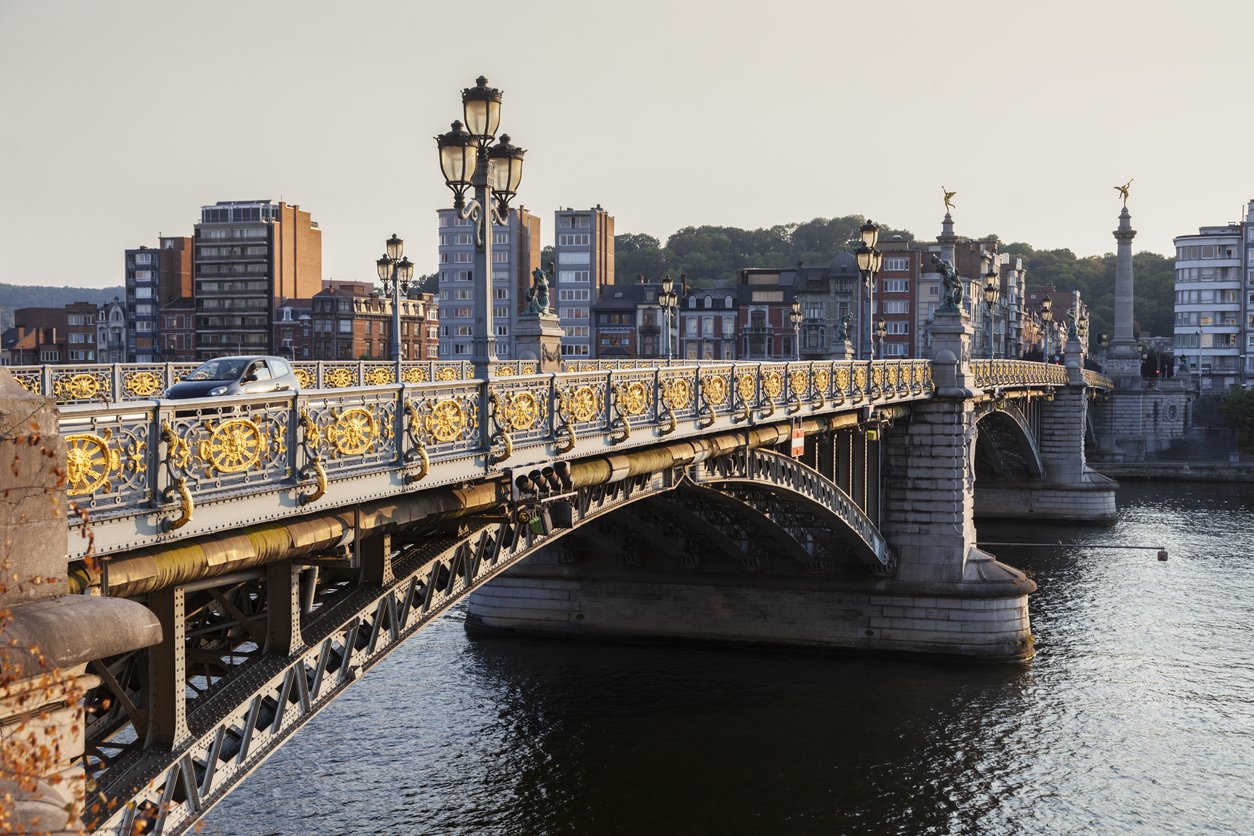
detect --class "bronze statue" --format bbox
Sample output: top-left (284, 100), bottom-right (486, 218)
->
top-left (523, 262), bottom-right (553, 315)
top-left (942, 187), bottom-right (957, 214)
top-left (932, 255), bottom-right (963, 310)
top-left (1114, 179), bottom-right (1133, 208)
top-left (834, 312), bottom-right (853, 343)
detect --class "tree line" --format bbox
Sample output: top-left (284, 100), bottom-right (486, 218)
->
top-left (537, 216), bottom-right (1177, 342)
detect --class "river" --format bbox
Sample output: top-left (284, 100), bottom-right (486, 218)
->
top-left (205, 481), bottom-right (1254, 835)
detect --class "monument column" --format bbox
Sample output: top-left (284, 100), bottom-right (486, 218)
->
top-left (1106, 206), bottom-right (1141, 385)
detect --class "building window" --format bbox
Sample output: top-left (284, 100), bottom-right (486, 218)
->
top-left (886, 321), bottom-right (909, 335)
top-left (454, 252), bottom-right (472, 263)
top-left (558, 234), bottom-right (590, 246)
top-left (493, 288), bottom-right (509, 300)
top-left (882, 279), bottom-right (909, 293)
top-left (558, 289), bottom-right (590, 301)
top-left (558, 251), bottom-right (590, 265)
top-left (884, 300), bottom-right (909, 314)
top-left (492, 252), bottom-right (509, 263)
top-left (884, 257), bottom-right (909, 272)
top-left (559, 270), bottom-right (590, 283)
top-left (883, 342), bottom-right (908, 357)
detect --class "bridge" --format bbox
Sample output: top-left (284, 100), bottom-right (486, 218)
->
top-left (0, 316), bottom-right (1114, 834)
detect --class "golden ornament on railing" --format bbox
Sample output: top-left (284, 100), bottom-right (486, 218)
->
top-left (617, 381), bottom-right (649, 416)
top-left (813, 369), bottom-right (831, 394)
top-left (520, 364), bottom-right (536, 375)
top-left (123, 370), bottom-right (163, 398)
top-left (435, 367), bottom-right (459, 382)
top-left (55, 373), bottom-right (104, 401)
top-left (762, 371), bottom-right (783, 400)
top-left (506, 391), bottom-right (542, 429)
top-left (853, 367), bottom-right (867, 390)
top-left (564, 385), bottom-right (599, 422)
top-left (198, 418), bottom-right (267, 474)
top-left (293, 368), bottom-right (316, 389)
top-left (364, 367), bottom-right (394, 386)
top-left (324, 368), bottom-right (355, 388)
top-left (328, 407), bottom-right (377, 456)
top-left (702, 374), bottom-right (730, 406)
top-left (836, 367), bottom-right (851, 392)
top-left (496, 367), bottom-right (515, 377)
top-left (65, 431), bottom-right (120, 496)
top-left (736, 373), bottom-right (756, 404)
top-left (789, 370), bottom-right (807, 397)
top-left (425, 399), bottom-right (468, 442)
top-left (402, 367), bottom-right (428, 384)
top-left (663, 378), bottom-right (693, 411)
top-left (14, 373), bottom-right (40, 395)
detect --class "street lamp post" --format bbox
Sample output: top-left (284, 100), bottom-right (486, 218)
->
top-left (1040, 297), bottom-right (1053, 362)
top-left (436, 76), bottom-right (526, 379)
top-left (983, 269), bottom-right (1000, 359)
top-left (659, 274), bottom-right (678, 361)
top-left (875, 319), bottom-right (887, 360)
top-left (790, 301), bottom-right (803, 361)
top-left (1097, 333), bottom-right (1109, 371)
top-left (855, 220), bottom-right (883, 361)
top-left (375, 234), bottom-right (415, 364)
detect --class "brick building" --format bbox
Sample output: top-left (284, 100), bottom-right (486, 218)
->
top-left (309, 281), bottom-right (438, 361)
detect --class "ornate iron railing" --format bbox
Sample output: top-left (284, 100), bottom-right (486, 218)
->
top-left (1082, 369), bottom-right (1114, 390)
top-left (6, 360), bottom-right (473, 404)
top-left (58, 360), bottom-right (936, 559)
top-left (970, 359), bottom-right (1069, 389)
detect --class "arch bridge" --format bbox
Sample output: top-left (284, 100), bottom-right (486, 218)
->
top-left (3, 344), bottom-right (1113, 834)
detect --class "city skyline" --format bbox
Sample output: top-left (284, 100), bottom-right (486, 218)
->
top-left (3, 0), bottom-right (1253, 288)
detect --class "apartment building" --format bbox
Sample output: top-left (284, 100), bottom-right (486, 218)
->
top-left (193, 200), bottom-right (321, 358)
top-left (1172, 202), bottom-right (1254, 391)
top-left (554, 205), bottom-right (614, 359)
top-left (436, 206), bottom-right (540, 360)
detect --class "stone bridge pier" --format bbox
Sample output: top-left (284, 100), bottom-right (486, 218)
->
top-left (466, 311), bottom-right (1093, 662)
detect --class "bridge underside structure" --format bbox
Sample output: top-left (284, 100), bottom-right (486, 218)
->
top-left (3, 317), bottom-right (1117, 834)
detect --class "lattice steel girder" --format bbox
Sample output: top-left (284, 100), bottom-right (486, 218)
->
top-left (92, 473), bottom-right (681, 834)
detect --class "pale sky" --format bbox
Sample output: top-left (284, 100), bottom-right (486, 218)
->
top-left (2, 0), bottom-right (1252, 289)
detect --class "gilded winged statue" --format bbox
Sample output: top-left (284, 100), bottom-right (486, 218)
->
top-left (942, 187), bottom-right (957, 214)
top-left (1114, 179), bottom-right (1133, 208)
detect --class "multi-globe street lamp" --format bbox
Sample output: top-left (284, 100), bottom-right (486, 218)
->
top-left (983, 268), bottom-right (999, 359)
top-left (375, 234), bottom-right (415, 362)
top-left (659, 274), bottom-right (679, 360)
top-left (1040, 297), bottom-right (1054, 362)
top-left (435, 76), bottom-right (527, 377)
top-left (855, 220), bottom-right (883, 361)
top-left (789, 301), bottom-right (803, 361)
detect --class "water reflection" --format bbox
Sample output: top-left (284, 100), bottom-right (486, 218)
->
top-left (206, 482), bottom-right (1254, 835)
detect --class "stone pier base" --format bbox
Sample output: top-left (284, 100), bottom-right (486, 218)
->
top-left (466, 550), bottom-right (1034, 662)
top-left (975, 476), bottom-right (1118, 523)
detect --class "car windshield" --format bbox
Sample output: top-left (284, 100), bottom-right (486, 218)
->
top-left (183, 358), bottom-right (249, 381)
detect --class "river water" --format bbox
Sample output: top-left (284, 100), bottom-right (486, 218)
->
top-left (205, 482), bottom-right (1254, 835)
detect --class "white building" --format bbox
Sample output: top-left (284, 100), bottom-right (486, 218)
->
top-left (1173, 201), bottom-right (1253, 391)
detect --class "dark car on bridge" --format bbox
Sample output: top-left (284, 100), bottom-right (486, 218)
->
top-left (163, 355), bottom-right (300, 399)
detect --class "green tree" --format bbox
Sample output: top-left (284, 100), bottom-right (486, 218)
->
top-left (1218, 387), bottom-right (1254, 450)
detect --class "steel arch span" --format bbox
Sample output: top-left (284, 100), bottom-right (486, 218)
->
top-left (91, 448), bottom-right (885, 834)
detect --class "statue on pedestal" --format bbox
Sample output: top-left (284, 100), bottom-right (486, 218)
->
top-left (523, 262), bottom-right (553, 315)
top-left (834, 312), bottom-right (853, 343)
top-left (932, 255), bottom-right (963, 310)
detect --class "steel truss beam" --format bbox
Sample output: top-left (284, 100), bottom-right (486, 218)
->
top-left (92, 468), bottom-right (683, 835)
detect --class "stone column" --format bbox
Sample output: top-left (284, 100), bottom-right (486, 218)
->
top-left (0, 370), bottom-right (160, 832)
top-left (1106, 207), bottom-right (1141, 385)
top-left (514, 313), bottom-right (564, 373)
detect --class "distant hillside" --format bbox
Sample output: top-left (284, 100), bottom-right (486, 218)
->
top-left (0, 283), bottom-right (125, 331)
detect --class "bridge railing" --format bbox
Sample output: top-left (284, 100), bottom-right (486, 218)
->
top-left (58, 359), bottom-right (937, 559)
top-left (970, 359), bottom-right (1069, 389)
top-left (5, 360), bottom-right (475, 404)
top-left (1082, 369), bottom-right (1114, 390)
